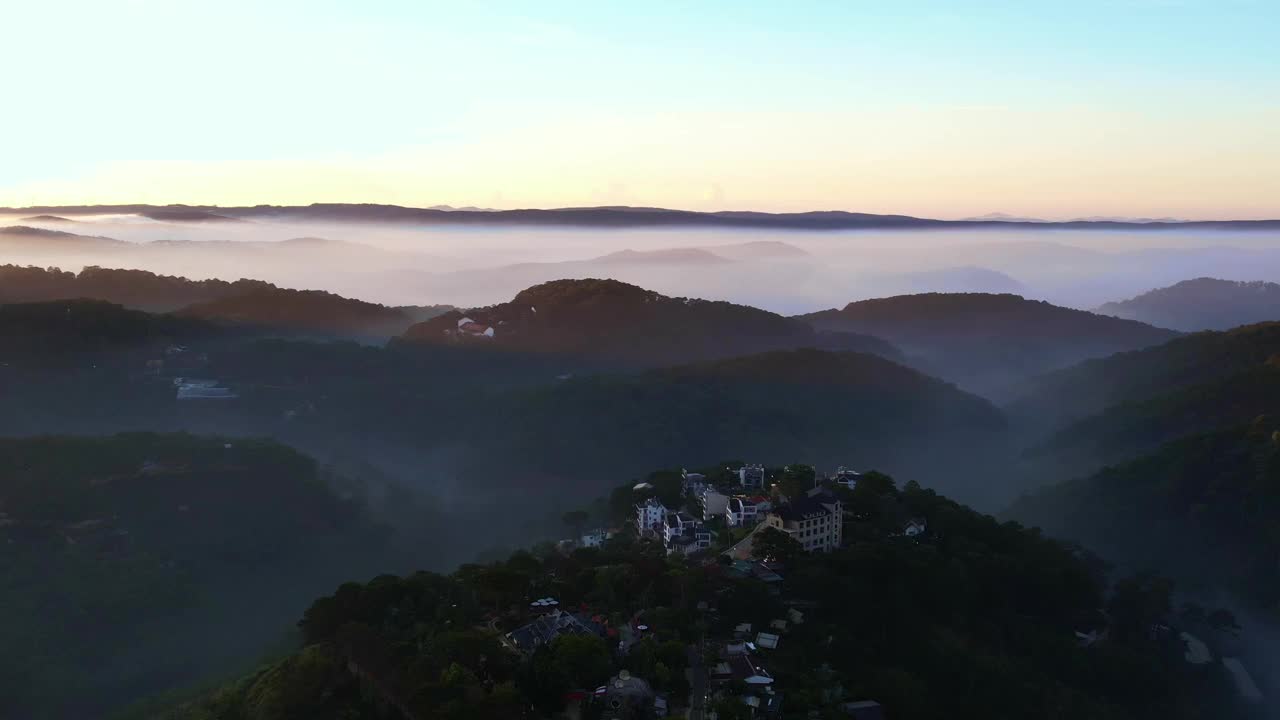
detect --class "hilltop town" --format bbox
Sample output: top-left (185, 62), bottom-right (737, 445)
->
top-left (160, 462), bottom-right (1235, 720)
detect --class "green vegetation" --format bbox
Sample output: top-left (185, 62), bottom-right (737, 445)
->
top-left (479, 349), bottom-right (1005, 494)
top-left (0, 299), bottom-right (213, 365)
top-left (1012, 321), bottom-right (1280, 426)
top-left (157, 468), bottom-right (1233, 720)
top-left (1011, 419), bottom-right (1280, 608)
top-left (0, 433), bottom-right (388, 719)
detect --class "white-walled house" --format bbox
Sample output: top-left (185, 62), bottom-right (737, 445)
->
top-left (903, 518), bottom-right (927, 537)
top-left (663, 512), bottom-right (701, 544)
top-left (580, 528), bottom-right (614, 547)
top-left (636, 498), bottom-right (668, 536)
top-left (726, 497), bottom-right (761, 528)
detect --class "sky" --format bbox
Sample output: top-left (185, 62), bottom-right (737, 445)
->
top-left (2, 0), bottom-right (1278, 219)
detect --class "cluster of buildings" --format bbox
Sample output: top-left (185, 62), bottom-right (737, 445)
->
top-left (637, 466), bottom-right (850, 557)
top-left (635, 497), bottom-right (713, 556)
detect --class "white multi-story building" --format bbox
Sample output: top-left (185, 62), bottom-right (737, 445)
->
top-left (663, 511), bottom-right (701, 543)
top-left (726, 497), bottom-right (761, 528)
top-left (635, 498), bottom-right (668, 536)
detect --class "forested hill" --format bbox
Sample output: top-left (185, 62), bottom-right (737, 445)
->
top-left (1008, 420), bottom-right (1280, 609)
top-left (399, 278), bottom-right (902, 366)
top-left (1097, 278), bottom-right (1280, 332)
top-left (0, 299), bottom-right (213, 364)
top-left (796, 292), bottom-right (1178, 397)
top-left (1029, 362), bottom-right (1280, 477)
top-left (465, 349), bottom-right (1007, 505)
top-left (0, 265), bottom-right (452, 338)
top-left (156, 469), bottom-right (1234, 720)
top-left (1011, 321), bottom-right (1280, 427)
top-left (0, 433), bottom-right (391, 720)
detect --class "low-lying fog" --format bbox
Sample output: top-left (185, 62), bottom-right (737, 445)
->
top-left (4, 212), bottom-right (1280, 313)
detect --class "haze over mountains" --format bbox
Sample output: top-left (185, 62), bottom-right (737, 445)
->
top-left (3, 203), bottom-right (1280, 718)
top-left (4, 203), bottom-right (1280, 315)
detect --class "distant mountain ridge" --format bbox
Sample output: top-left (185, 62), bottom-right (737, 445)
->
top-left (1098, 277), bottom-right (1280, 331)
top-left (6, 203), bottom-right (1277, 230)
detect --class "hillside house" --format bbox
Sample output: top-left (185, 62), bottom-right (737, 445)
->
top-left (738, 464), bottom-right (766, 490)
top-left (456, 317), bottom-right (495, 338)
top-left (667, 526), bottom-right (713, 556)
top-left (580, 528), bottom-right (615, 548)
top-left (712, 643), bottom-right (774, 686)
top-left (663, 511), bottom-right (701, 544)
top-left (635, 498), bottom-right (668, 536)
top-left (505, 609), bottom-right (604, 654)
top-left (831, 467), bottom-right (862, 490)
top-left (903, 518), bottom-right (927, 537)
top-left (763, 488), bottom-right (842, 552)
top-left (726, 497), bottom-right (760, 527)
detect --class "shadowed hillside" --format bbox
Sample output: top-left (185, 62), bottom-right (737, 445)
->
top-left (1098, 278), bottom-right (1280, 331)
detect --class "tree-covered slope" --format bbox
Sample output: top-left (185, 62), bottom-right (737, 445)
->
top-left (399, 278), bottom-right (902, 366)
top-left (1029, 362), bottom-right (1280, 475)
top-left (1098, 278), bottom-right (1280, 332)
top-left (797, 292), bottom-right (1178, 396)
top-left (1011, 322), bottom-right (1280, 427)
top-left (472, 349), bottom-right (1006, 500)
top-left (1008, 421), bottom-right (1280, 607)
top-left (0, 433), bottom-right (388, 720)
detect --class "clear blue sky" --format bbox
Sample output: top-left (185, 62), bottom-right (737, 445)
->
top-left (3, 0), bottom-right (1277, 218)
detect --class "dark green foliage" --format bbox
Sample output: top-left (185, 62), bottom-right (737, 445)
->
top-left (482, 349), bottom-right (1005, 498)
top-left (1013, 321), bottom-right (1280, 426)
top-left (751, 526), bottom-right (804, 565)
top-left (1009, 421), bottom-right (1280, 607)
top-left (0, 299), bottom-right (212, 365)
top-left (0, 433), bottom-right (383, 719)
